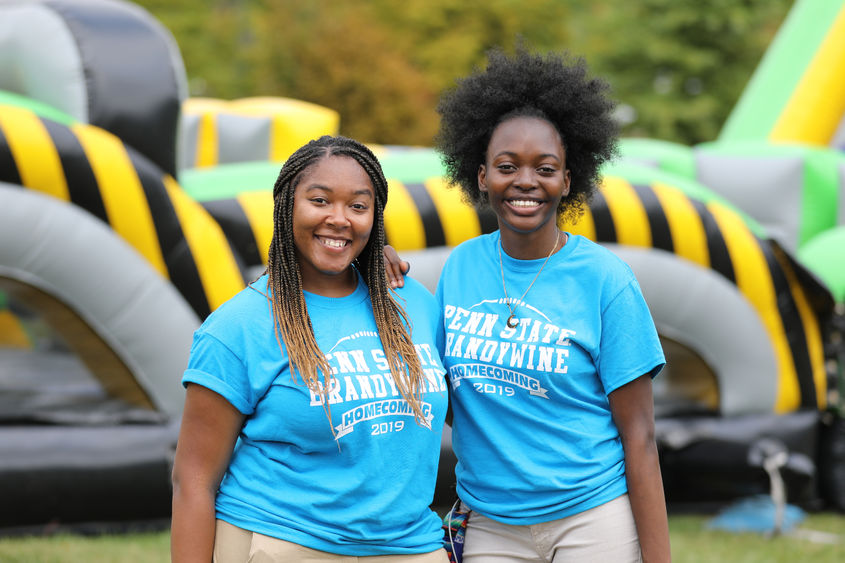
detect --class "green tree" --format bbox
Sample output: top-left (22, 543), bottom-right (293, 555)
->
top-left (250, 0), bottom-right (572, 144)
top-left (134, 0), bottom-right (791, 147)
top-left (569, 0), bottom-right (792, 144)
top-left (135, 0), bottom-right (260, 99)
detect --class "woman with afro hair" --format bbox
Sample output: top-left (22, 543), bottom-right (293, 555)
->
top-left (389, 48), bottom-right (670, 562)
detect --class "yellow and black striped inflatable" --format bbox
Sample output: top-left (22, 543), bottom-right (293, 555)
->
top-left (575, 173), bottom-right (829, 415)
top-left (0, 103), bottom-right (244, 319)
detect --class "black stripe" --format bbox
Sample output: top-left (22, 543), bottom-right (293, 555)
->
top-left (202, 199), bottom-right (262, 267)
top-left (765, 245), bottom-right (818, 408)
top-left (0, 124), bottom-right (23, 186)
top-left (633, 184), bottom-right (674, 253)
top-left (45, 0), bottom-right (181, 176)
top-left (588, 190), bottom-right (617, 243)
top-left (690, 199), bottom-right (736, 284)
top-left (404, 183), bottom-right (446, 247)
top-left (42, 119), bottom-right (109, 223)
top-left (128, 150), bottom-right (211, 318)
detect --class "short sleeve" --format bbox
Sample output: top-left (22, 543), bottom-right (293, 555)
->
top-left (597, 279), bottom-right (665, 395)
top-left (182, 330), bottom-right (256, 414)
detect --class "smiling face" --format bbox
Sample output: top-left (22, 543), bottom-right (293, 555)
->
top-left (479, 116), bottom-right (571, 247)
top-left (292, 155), bottom-right (375, 296)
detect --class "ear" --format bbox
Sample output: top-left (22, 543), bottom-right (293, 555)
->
top-left (478, 164), bottom-right (488, 193)
top-left (562, 169), bottom-right (572, 197)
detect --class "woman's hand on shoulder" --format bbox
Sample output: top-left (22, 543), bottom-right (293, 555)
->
top-left (384, 245), bottom-right (410, 288)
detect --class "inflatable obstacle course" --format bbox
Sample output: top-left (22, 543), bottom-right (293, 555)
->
top-left (0, 0), bottom-right (843, 525)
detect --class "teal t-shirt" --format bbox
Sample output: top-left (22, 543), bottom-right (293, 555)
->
top-left (183, 273), bottom-right (448, 555)
top-left (437, 232), bottom-right (664, 525)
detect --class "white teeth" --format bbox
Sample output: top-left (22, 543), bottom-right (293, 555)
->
top-left (320, 237), bottom-right (347, 248)
top-left (510, 200), bottom-right (540, 208)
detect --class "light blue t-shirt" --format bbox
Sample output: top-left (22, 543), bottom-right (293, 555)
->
top-left (183, 273), bottom-right (448, 556)
top-left (436, 232), bottom-right (664, 525)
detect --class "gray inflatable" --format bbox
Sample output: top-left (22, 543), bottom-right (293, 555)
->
top-left (0, 184), bottom-right (198, 418)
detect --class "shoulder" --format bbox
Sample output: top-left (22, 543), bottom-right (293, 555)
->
top-left (452, 233), bottom-right (493, 254)
top-left (443, 233), bottom-right (494, 269)
top-left (392, 276), bottom-right (442, 326)
top-left (393, 276), bottom-right (436, 306)
top-left (569, 235), bottom-right (636, 281)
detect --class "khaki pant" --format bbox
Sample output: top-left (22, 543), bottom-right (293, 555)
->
top-left (213, 519), bottom-right (449, 563)
top-left (462, 494), bottom-right (642, 563)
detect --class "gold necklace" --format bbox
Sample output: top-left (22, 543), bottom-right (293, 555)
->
top-left (498, 232), bottom-right (560, 328)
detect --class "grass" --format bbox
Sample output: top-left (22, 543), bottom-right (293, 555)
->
top-left (0, 513), bottom-right (842, 562)
top-left (668, 513), bottom-right (845, 562)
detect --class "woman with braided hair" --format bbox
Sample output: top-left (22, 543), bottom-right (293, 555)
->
top-left (387, 48), bottom-right (670, 562)
top-left (172, 135), bottom-right (449, 562)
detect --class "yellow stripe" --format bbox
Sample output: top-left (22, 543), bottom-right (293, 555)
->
top-left (196, 112), bottom-right (219, 168)
top-left (601, 176), bottom-right (651, 247)
top-left (182, 97), bottom-right (230, 113)
top-left (183, 97), bottom-right (340, 167)
top-left (708, 203), bottom-right (799, 412)
top-left (771, 8), bottom-right (845, 144)
top-left (269, 116), bottom-right (291, 162)
top-left (778, 256), bottom-right (827, 409)
top-left (560, 205), bottom-right (596, 240)
top-left (71, 124), bottom-right (168, 277)
top-left (0, 106), bottom-right (69, 200)
top-left (163, 176), bottom-right (245, 311)
top-left (237, 190), bottom-right (275, 265)
top-left (424, 177), bottom-right (481, 246)
top-left (268, 108), bottom-right (340, 162)
top-left (0, 310), bottom-right (31, 348)
top-left (384, 180), bottom-right (426, 250)
top-left (651, 182), bottom-right (710, 267)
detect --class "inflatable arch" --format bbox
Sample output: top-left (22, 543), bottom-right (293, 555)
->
top-left (0, 185), bottom-right (197, 418)
top-left (564, 166), bottom-right (829, 416)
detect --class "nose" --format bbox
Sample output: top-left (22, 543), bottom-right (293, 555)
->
top-left (325, 204), bottom-right (351, 228)
top-left (513, 167), bottom-right (537, 189)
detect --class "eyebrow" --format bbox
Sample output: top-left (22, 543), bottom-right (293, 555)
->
top-left (304, 184), bottom-right (374, 197)
top-left (493, 150), bottom-right (562, 162)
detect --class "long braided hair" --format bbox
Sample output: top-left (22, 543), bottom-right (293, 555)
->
top-left (266, 135), bottom-right (429, 429)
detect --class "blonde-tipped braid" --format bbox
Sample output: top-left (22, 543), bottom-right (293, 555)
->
top-left (266, 136), bottom-right (429, 431)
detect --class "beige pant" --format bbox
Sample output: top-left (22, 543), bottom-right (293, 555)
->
top-left (213, 519), bottom-right (449, 563)
top-left (462, 494), bottom-right (642, 563)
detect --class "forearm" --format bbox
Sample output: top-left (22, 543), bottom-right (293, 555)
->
top-left (170, 482), bottom-right (218, 563)
top-left (625, 440), bottom-right (670, 563)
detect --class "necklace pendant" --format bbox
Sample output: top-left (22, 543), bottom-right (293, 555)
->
top-left (506, 314), bottom-right (519, 328)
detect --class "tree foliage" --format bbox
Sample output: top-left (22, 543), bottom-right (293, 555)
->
top-left (568, 0), bottom-right (792, 143)
top-left (134, 0), bottom-right (792, 146)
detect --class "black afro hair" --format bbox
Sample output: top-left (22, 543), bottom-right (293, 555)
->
top-left (435, 47), bottom-right (618, 222)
